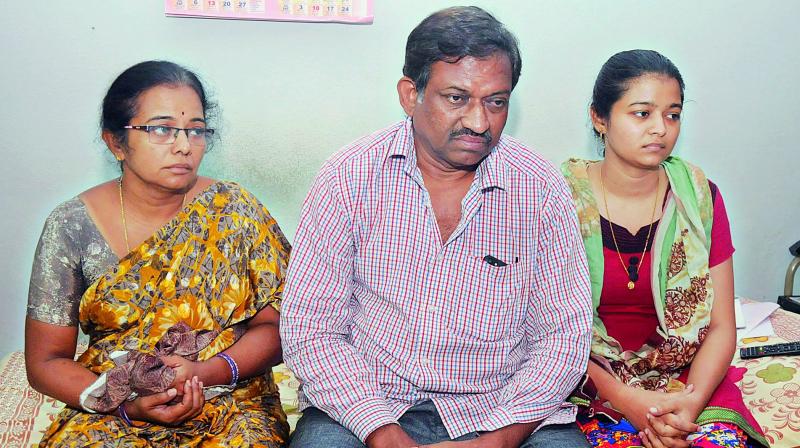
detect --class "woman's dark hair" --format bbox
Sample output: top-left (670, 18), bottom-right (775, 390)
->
top-left (101, 60), bottom-right (217, 148)
top-left (591, 49), bottom-right (685, 137)
top-left (403, 6), bottom-right (521, 93)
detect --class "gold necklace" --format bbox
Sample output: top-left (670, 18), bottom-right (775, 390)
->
top-left (118, 177), bottom-right (186, 253)
top-left (600, 166), bottom-right (660, 290)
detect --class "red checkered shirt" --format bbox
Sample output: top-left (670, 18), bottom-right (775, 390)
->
top-left (280, 119), bottom-right (592, 442)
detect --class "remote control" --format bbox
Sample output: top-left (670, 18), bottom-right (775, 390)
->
top-left (740, 342), bottom-right (800, 359)
top-left (778, 295), bottom-right (800, 314)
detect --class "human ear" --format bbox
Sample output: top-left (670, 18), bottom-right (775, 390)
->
top-left (102, 130), bottom-right (126, 161)
top-left (397, 77), bottom-right (420, 117)
top-left (589, 106), bottom-right (608, 136)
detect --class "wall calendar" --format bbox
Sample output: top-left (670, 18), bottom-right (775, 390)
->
top-left (165, 0), bottom-right (373, 24)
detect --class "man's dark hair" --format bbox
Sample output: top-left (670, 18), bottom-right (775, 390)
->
top-left (403, 6), bottom-right (521, 92)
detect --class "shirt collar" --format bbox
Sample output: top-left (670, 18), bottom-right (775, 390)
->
top-left (386, 117), bottom-right (414, 159)
top-left (476, 144), bottom-right (507, 192)
top-left (387, 117), bottom-right (508, 192)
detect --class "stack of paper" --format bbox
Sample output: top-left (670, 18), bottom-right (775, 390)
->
top-left (734, 298), bottom-right (779, 340)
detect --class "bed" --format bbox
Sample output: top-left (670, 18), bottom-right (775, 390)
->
top-left (1, 304), bottom-right (798, 447)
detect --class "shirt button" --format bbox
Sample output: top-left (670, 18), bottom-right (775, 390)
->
top-left (420, 358), bottom-right (430, 366)
top-left (429, 306), bottom-right (439, 313)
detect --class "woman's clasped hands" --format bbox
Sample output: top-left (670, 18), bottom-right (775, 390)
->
top-left (122, 375), bottom-right (205, 427)
top-left (616, 384), bottom-right (702, 448)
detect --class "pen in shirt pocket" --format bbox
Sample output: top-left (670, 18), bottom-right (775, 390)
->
top-left (483, 255), bottom-right (519, 267)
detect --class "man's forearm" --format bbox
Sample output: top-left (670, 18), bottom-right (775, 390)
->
top-left (283, 333), bottom-right (396, 441)
top-left (473, 421), bottom-right (540, 448)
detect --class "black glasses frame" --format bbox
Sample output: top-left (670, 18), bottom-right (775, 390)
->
top-left (123, 125), bottom-right (215, 146)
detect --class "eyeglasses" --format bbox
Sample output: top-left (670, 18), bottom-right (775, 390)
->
top-left (124, 125), bottom-right (215, 146)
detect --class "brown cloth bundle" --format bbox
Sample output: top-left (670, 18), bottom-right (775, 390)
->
top-left (80, 322), bottom-right (226, 413)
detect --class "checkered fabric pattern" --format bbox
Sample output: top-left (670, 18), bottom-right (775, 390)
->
top-left (280, 118), bottom-right (593, 442)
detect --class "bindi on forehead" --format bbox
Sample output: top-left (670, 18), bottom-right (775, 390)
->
top-left (182, 111), bottom-right (185, 116)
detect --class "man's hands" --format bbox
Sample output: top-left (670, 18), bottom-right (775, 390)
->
top-left (421, 440), bottom-right (485, 448)
top-left (367, 421), bottom-right (537, 448)
top-left (366, 424), bottom-right (419, 448)
top-left (420, 442), bottom-right (475, 447)
top-left (366, 428), bottom-right (501, 448)
top-left (124, 376), bottom-right (205, 426)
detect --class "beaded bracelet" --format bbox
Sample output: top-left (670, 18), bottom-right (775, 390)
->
top-left (216, 352), bottom-right (239, 387)
top-left (117, 402), bottom-right (133, 426)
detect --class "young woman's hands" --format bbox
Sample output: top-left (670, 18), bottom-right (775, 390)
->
top-left (615, 385), bottom-right (700, 448)
top-left (642, 388), bottom-right (703, 448)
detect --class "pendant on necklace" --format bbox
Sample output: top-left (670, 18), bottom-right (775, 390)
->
top-left (627, 281), bottom-right (635, 290)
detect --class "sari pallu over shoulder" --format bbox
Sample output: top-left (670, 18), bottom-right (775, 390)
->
top-left (38, 181), bottom-right (290, 447)
top-left (562, 158), bottom-right (768, 447)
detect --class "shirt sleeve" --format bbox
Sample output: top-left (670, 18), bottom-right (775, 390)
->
top-left (708, 181), bottom-right (734, 267)
top-left (279, 170), bottom-right (396, 443)
top-left (486, 179), bottom-right (593, 427)
top-left (27, 204), bottom-right (85, 326)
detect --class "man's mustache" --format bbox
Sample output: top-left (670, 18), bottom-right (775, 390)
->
top-left (449, 128), bottom-right (492, 144)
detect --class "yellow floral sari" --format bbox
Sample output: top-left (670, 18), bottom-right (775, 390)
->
top-left (39, 181), bottom-right (290, 447)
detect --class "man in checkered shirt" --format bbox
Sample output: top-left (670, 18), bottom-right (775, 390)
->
top-left (281, 6), bottom-right (592, 448)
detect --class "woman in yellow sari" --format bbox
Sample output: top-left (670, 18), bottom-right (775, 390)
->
top-left (25, 61), bottom-right (290, 447)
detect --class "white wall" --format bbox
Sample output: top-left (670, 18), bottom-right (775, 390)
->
top-left (2, 1), bottom-right (799, 356)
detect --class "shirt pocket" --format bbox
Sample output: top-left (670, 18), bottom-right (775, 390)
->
top-left (446, 253), bottom-right (528, 342)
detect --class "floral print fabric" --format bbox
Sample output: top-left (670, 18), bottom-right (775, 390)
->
top-left (562, 159), bottom-right (768, 447)
top-left (37, 181), bottom-right (291, 447)
top-left (28, 197), bottom-right (118, 327)
top-left (578, 416), bottom-right (755, 448)
top-left (562, 157), bottom-right (715, 389)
